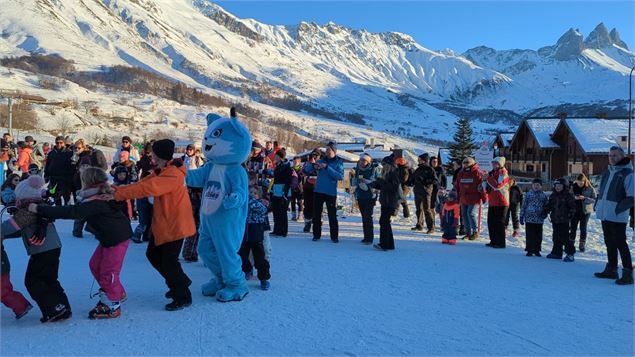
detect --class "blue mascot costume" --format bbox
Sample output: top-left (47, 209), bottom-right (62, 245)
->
top-left (186, 108), bottom-right (252, 302)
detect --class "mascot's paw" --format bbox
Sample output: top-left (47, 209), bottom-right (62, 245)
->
top-left (201, 280), bottom-right (224, 297)
top-left (216, 285), bottom-right (249, 302)
top-left (223, 193), bottom-right (241, 209)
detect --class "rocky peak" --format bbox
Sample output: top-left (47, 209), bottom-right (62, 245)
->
top-left (553, 28), bottom-right (584, 60)
top-left (609, 28), bottom-right (628, 49)
top-left (584, 22), bottom-right (612, 49)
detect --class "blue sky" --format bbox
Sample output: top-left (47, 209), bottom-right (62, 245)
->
top-left (214, 0), bottom-right (634, 52)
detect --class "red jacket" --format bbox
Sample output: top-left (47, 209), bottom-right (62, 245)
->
top-left (17, 147), bottom-right (32, 172)
top-left (456, 164), bottom-right (484, 205)
top-left (485, 167), bottom-right (510, 207)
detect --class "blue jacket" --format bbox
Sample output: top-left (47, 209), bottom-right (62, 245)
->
top-left (245, 196), bottom-right (268, 242)
top-left (313, 156), bottom-right (344, 197)
top-left (520, 190), bottom-right (548, 224)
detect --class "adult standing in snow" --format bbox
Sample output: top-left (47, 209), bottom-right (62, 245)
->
top-left (289, 156), bottom-right (304, 221)
top-left (24, 136), bottom-right (45, 171)
top-left (430, 156), bottom-right (447, 229)
top-left (594, 146), bottom-right (634, 285)
top-left (371, 155), bottom-right (401, 251)
top-left (411, 153), bottom-right (437, 233)
top-left (569, 174), bottom-right (596, 253)
top-left (350, 153), bottom-right (381, 244)
top-left (483, 157), bottom-right (510, 248)
top-left (505, 178), bottom-right (523, 238)
top-left (71, 139), bottom-right (108, 238)
top-left (395, 157), bottom-right (412, 218)
top-left (311, 142), bottom-right (344, 243)
top-left (270, 150), bottom-right (293, 237)
top-left (181, 144), bottom-right (204, 261)
top-left (301, 149), bottom-right (321, 233)
top-left (44, 136), bottom-right (74, 206)
top-left (113, 136), bottom-right (140, 163)
top-left (456, 157), bottom-right (484, 240)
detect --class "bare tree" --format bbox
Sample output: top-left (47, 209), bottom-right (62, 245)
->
top-left (55, 115), bottom-right (74, 136)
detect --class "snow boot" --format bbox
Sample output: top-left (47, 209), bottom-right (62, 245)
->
top-left (447, 239), bottom-right (457, 245)
top-left (165, 297), bottom-right (192, 311)
top-left (512, 230), bottom-right (519, 238)
top-left (546, 253), bottom-right (562, 259)
top-left (303, 222), bottom-right (311, 233)
top-left (40, 304), bottom-right (68, 323)
top-left (594, 264), bottom-right (619, 279)
top-left (373, 244), bottom-right (387, 251)
top-left (563, 254), bottom-right (575, 262)
top-left (291, 212), bottom-right (297, 221)
top-left (579, 245), bottom-right (586, 253)
top-left (411, 226), bottom-right (423, 231)
top-left (535, 252), bottom-right (542, 257)
top-left (441, 238), bottom-right (449, 244)
top-left (616, 268), bottom-right (634, 285)
top-left (89, 301), bottom-right (121, 319)
top-left (469, 233), bottom-right (479, 241)
top-left (526, 252), bottom-right (533, 257)
top-left (260, 280), bottom-right (270, 291)
top-left (425, 228), bottom-right (435, 234)
top-left (15, 303), bottom-right (33, 320)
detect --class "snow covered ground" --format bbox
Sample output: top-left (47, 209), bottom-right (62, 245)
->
top-left (1, 199), bottom-right (634, 356)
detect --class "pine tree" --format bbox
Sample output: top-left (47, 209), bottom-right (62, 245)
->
top-left (448, 117), bottom-right (477, 166)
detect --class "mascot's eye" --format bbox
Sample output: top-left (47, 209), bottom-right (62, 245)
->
top-left (211, 129), bottom-right (223, 138)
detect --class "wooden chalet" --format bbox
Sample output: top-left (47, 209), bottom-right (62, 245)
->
top-left (508, 119), bottom-right (561, 181)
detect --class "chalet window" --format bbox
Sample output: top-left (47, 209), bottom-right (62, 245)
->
top-left (526, 164), bottom-right (534, 172)
top-left (621, 136), bottom-right (627, 141)
top-left (542, 163), bottom-right (547, 172)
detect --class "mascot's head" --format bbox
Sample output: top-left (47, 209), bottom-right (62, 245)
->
top-left (203, 108), bottom-right (252, 165)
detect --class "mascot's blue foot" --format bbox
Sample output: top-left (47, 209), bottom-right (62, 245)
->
top-left (216, 285), bottom-right (249, 302)
top-left (201, 280), bottom-right (224, 297)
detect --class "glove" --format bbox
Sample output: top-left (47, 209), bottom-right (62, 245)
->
top-left (28, 217), bottom-right (49, 246)
top-left (358, 182), bottom-right (369, 191)
top-left (519, 217), bottom-right (525, 225)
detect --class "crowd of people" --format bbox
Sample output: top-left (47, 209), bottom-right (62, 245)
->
top-left (0, 128), bottom-right (633, 326)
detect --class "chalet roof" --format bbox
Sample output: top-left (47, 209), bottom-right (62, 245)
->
top-left (524, 119), bottom-right (560, 149)
top-left (561, 118), bottom-right (634, 155)
top-left (498, 133), bottom-right (515, 147)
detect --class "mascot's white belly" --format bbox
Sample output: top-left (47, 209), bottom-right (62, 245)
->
top-left (201, 165), bottom-right (226, 215)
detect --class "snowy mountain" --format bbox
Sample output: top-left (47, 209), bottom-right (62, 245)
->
top-left (0, 0), bottom-right (633, 145)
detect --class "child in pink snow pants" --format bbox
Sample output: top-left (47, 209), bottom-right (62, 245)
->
top-left (31, 167), bottom-right (133, 319)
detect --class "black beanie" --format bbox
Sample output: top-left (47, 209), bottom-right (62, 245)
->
top-left (276, 149), bottom-right (286, 159)
top-left (531, 178), bottom-right (543, 185)
top-left (418, 153), bottom-right (429, 161)
top-left (152, 139), bottom-right (175, 161)
top-left (326, 141), bottom-right (337, 153)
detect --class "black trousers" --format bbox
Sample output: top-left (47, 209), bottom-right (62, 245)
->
top-left (313, 192), bottom-right (338, 241)
top-left (505, 203), bottom-right (520, 230)
top-left (414, 193), bottom-right (434, 230)
top-left (525, 223), bottom-right (543, 253)
top-left (487, 206), bottom-right (509, 247)
top-left (379, 205), bottom-right (395, 250)
top-left (271, 196), bottom-right (289, 236)
top-left (303, 184), bottom-right (315, 223)
top-left (238, 241), bottom-right (271, 281)
top-left (431, 187), bottom-right (439, 226)
top-left (357, 199), bottom-right (375, 242)
top-left (601, 221), bottom-right (633, 270)
top-left (25, 248), bottom-right (70, 317)
top-left (146, 237), bottom-right (191, 303)
top-left (290, 191), bottom-right (303, 215)
top-left (550, 222), bottom-right (575, 256)
top-left (570, 213), bottom-right (590, 249)
top-left (49, 178), bottom-right (73, 206)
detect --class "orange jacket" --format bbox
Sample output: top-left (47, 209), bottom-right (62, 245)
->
top-left (113, 161), bottom-right (195, 246)
top-left (17, 147), bottom-right (32, 172)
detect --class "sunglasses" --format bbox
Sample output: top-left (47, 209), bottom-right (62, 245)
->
top-left (122, 141), bottom-right (130, 144)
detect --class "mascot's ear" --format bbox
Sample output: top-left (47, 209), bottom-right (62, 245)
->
top-left (206, 113), bottom-right (222, 125)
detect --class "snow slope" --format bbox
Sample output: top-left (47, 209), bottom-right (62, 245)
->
top-left (1, 198), bottom-right (633, 356)
top-left (1, 0), bottom-right (633, 141)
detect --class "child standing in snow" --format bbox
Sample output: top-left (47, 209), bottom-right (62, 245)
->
top-left (520, 178), bottom-right (548, 256)
top-left (440, 190), bottom-right (461, 245)
top-left (506, 178), bottom-right (523, 238)
top-left (111, 165), bottom-right (135, 220)
top-left (239, 186), bottom-right (271, 290)
top-left (30, 167), bottom-right (132, 319)
top-left (543, 178), bottom-right (576, 262)
top-left (1, 242), bottom-right (32, 319)
top-left (1, 175), bottom-right (71, 323)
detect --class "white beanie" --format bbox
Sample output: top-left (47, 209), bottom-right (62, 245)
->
top-left (491, 156), bottom-right (506, 167)
top-left (14, 175), bottom-right (46, 201)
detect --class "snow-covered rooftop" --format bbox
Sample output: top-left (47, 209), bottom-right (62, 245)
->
top-left (526, 119), bottom-right (560, 149)
top-left (499, 133), bottom-right (515, 147)
top-left (564, 118), bottom-right (633, 154)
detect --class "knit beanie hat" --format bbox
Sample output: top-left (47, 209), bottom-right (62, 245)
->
top-left (531, 178), bottom-right (543, 185)
top-left (448, 190), bottom-right (458, 200)
top-left (275, 149), bottom-right (286, 159)
top-left (360, 153), bottom-right (373, 164)
top-left (418, 153), bottom-right (429, 161)
top-left (152, 139), bottom-right (175, 161)
top-left (491, 156), bottom-right (506, 167)
top-left (114, 165), bottom-right (129, 176)
top-left (14, 175), bottom-right (46, 201)
top-left (326, 141), bottom-right (337, 153)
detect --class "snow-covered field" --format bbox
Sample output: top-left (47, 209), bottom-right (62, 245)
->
top-left (1, 197), bottom-right (633, 356)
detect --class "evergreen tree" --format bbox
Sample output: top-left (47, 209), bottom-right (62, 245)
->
top-left (448, 117), bottom-right (477, 166)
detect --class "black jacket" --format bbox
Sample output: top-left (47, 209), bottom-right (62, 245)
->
top-left (136, 154), bottom-right (154, 179)
top-left (373, 164), bottom-right (402, 208)
top-left (411, 164), bottom-right (438, 196)
top-left (45, 147), bottom-right (74, 181)
top-left (73, 149), bottom-right (108, 188)
top-left (433, 166), bottom-right (447, 189)
top-left (509, 185), bottom-right (524, 205)
top-left (37, 199), bottom-right (132, 247)
top-left (544, 190), bottom-right (576, 224)
top-left (273, 161), bottom-right (293, 197)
